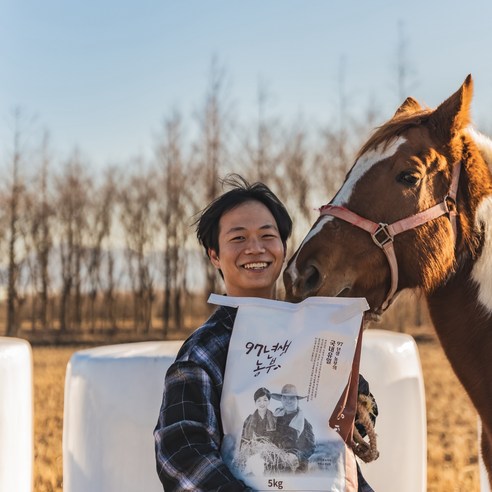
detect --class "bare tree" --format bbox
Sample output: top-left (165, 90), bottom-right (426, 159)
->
top-left (193, 56), bottom-right (233, 297)
top-left (22, 131), bottom-right (55, 331)
top-left (100, 248), bottom-right (120, 331)
top-left (237, 79), bottom-right (285, 188)
top-left (156, 111), bottom-right (192, 336)
top-left (119, 163), bottom-right (158, 333)
top-left (55, 153), bottom-right (91, 332)
top-left (84, 169), bottom-right (116, 331)
top-left (3, 108), bottom-right (31, 336)
top-left (273, 123), bottom-right (313, 250)
top-left (249, 81), bottom-right (281, 182)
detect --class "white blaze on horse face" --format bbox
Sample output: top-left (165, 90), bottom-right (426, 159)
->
top-left (332, 137), bottom-right (407, 206)
top-left (286, 215), bottom-right (333, 283)
top-left (471, 196), bottom-right (492, 314)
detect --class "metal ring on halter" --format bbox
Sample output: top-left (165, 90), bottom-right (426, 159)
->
top-left (444, 194), bottom-right (457, 213)
top-left (371, 224), bottom-right (393, 248)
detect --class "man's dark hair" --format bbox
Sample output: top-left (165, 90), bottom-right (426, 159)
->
top-left (196, 174), bottom-right (292, 257)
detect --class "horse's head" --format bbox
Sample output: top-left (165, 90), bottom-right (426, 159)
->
top-left (285, 75), bottom-right (491, 317)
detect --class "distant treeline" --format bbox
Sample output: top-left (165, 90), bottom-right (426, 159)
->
top-left (1, 61), bottom-right (429, 342)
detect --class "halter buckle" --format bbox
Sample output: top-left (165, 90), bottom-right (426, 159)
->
top-left (372, 223), bottom-right (393, 248)
top-left (444, 195), bottom-right (457, 214)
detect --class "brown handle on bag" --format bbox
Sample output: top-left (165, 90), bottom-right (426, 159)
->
top-left (328, 322), bottom-right (363, 443)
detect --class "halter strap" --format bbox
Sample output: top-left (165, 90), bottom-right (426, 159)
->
top-left (319, 161), bottom-right (461, 311)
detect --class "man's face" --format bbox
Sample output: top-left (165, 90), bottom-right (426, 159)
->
top-left (209, 200), bottom-right (285, 299)
top-left (281, 395), bottom-right (298, 414)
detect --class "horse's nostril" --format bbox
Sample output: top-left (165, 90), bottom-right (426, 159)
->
top-left (304, 264), bottom-right (321, 294)
top-left (283, 263), bottom-right (322, 300)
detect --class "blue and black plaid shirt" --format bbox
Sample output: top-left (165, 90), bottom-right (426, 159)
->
top-left (154, 305), bottom-right (375, 492)
top-left (154, 305), bottom-right (249, 491)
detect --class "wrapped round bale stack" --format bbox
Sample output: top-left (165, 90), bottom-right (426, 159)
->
top-left (63, 340), bottom-right (181, 492)
top-left (0, 337), bottom-right (33, 492)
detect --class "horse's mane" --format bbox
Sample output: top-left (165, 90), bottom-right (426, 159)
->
top-left (356, 109), bottom-right (433, 160)
top-left (466, 127), bottom-right (492, 170)
top-left (357, 110), bottom-right (492, 175)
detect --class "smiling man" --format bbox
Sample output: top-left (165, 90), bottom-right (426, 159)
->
top-left (154, 175), bottom-right (292, 491)
top-left (208, 199), bottom-right (286, 299)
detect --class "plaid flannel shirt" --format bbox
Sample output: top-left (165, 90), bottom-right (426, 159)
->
top-left (154, 305), bottom-right (375, 492)
top-left (154, 305), bottom-right (251, 491)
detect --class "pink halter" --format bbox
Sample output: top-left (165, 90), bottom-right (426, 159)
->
top-left (319, 161), bottom-right (461, 311)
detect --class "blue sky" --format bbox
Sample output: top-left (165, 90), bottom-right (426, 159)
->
top-left (2, 0), bottom-right (492, 168)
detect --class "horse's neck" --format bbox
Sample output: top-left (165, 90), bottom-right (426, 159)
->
top-left (400, 129), bottom-right (492, 431)
top-left (428, 189), bottom-right (492, 337)
top-left (426, 195), bottom-right (492, 421)
top-left (427, 269), bottom-right (492, 348)
top-left (427, 270), bottom-right (492, 423)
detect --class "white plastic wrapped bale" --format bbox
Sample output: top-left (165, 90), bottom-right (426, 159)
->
top-left (63, 341), bottom-right (182, 492)
top-left (0, 337), bottom-right (33, 492)
top-left (358, 329), bottom-right (427, 492)
top-left (63, 331), bottom-right (427, 492)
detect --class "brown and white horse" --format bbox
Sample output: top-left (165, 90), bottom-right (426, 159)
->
top-left (284, 75), bottom-right (492, 483)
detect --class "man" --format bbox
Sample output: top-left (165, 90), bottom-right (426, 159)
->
top-left (154, 175), bottom-right (377, 491)
top-left (271, 383), bottom-right (315, 472)
top-left (154, 176), bottom-right (292, 491)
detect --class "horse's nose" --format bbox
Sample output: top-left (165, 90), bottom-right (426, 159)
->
top-left (300, 263), bottom-right (322, 296)
top-left (284, 262), bottom-right (322, 300)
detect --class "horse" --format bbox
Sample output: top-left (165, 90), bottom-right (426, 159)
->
top-left (283, 74), bottom-right (492, 484)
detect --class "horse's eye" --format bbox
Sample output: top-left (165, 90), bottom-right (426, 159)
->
top-left (397, 171), bottom-right (421, 186)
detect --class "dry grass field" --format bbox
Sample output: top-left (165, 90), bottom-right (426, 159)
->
top-left (417, 334), bottom-right (480, 491)
top-left (32, 325), bottom-right (481, 492)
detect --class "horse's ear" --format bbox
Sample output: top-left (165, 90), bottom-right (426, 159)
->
top-left (393, 97), bottom-right (422, 118)
top-left (429, 74), bottom-right (473, 139)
